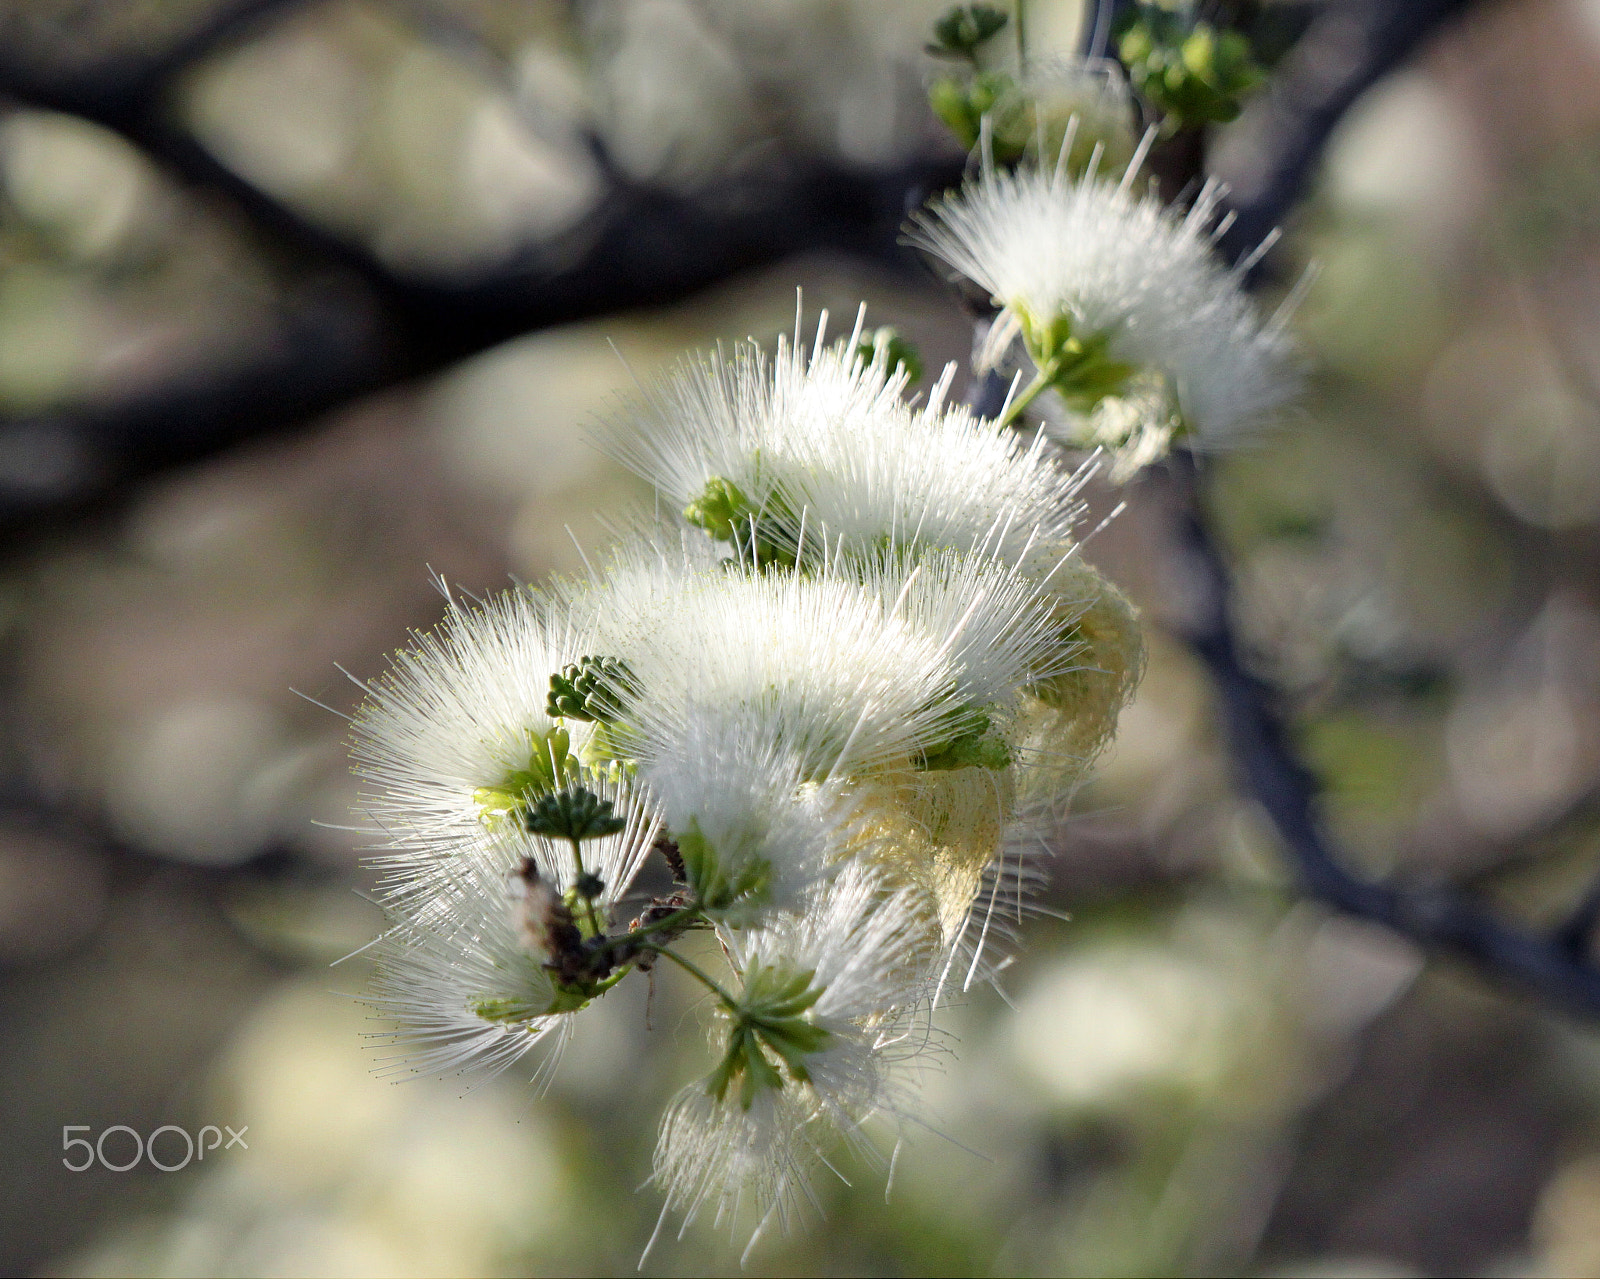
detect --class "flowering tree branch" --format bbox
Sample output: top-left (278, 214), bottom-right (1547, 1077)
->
top-left (1212, 0), bottom-right (1487, 265)
top-left (7, 0), bottom-right (1592, 1032)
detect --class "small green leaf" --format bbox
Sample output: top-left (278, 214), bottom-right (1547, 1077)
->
top-left (474, 726), bottom-right (579, 826)
top-left (707, 962), bottom-right (832, 1107)
top-left (675, 818), bottom-right (772, 912)
top-left (916, 703), bottom-right (1014, 771)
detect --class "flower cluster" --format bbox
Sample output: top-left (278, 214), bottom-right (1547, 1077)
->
top-left (348, 40), bottom-right (1300, 1256)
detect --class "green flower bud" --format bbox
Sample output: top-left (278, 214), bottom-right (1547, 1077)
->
top-left (926, 3), bottom-right (1009, 61)
top-left (547, 655), bottom-right (634, 723)
top-left (523, 785), bottom-right (628, 843)
top-left (1116, 6), bottom-right (1264, 131)
top-left (855, 326), bottom-right (923, 385)
top-left (684, 475), bottom-right (750, 543)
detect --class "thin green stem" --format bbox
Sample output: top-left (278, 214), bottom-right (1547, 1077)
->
top-left (568, 836), bottom-right (604, 937)
top-left (995, 361), bottom-right (1056, 429)
top-left (646, 943), bottom-right (738, 1008)
top-left (588, 965), bottom-right (633, 997)
top-left (1016, 0), bottom-right (1028, 67)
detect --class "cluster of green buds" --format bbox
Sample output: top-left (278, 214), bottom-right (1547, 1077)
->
top-left (547, 655), bottom-right (633, 723)
top-left (926, 4), bottom-right (1142, 176)
top-left (854, 325), bottom-right (923, 385)
top-left (1116, 3), bottom-right (1265, 130)
top-left (683, 475), bottom-right (798, 570)
top-left (925, 5), bottom-right (1026, 160)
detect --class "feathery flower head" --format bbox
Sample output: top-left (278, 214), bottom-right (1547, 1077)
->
top-left (559, 543), bottom-right (1000, 783)
top-left (348, 586), bottom-right (619, 897)
top-left (651, 1080), bottom-right (814, 1257)
top-left (908, 143), bottom-right (1298, 461)
top-left (367, 768), bottom-right (659, 1081)
top-left (606, 311), bottom-right (1091, 571)
top-left (635, 708), bottom-right (845, 918)
top-left (652, 863), bottom-right (937, 1253)
top-left (724, 862), bottom-right (937, 1115)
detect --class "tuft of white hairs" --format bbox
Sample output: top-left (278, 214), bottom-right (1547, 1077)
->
top-left (907, 149), bottom-right (1299, 451)
top-left (348, 587), bottom-right (597, 889)
top-left (651, 863), bottom-right (941, 1261)
top-left (604, 322), bottom-right (1093, 572)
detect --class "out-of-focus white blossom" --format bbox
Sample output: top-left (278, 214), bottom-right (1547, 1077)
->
top-left (651, 863), bottom-right (938, 1257)
top-left (908, 146), bottom-right (1298, 460)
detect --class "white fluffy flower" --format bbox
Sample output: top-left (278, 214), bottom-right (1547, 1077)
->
top-left (637, 707), bottom-right (848, 917)
top-left (728, 861), bottom-right (938, 1125)
top-left (908, 150), bottom-right (1298, 449)
top-left (649, 1080), bottom-right (815, 1261)
top-left (348, 585), bottom-right (598, 890)
top-left (605, 314), bottom-right (1091, 571)
top-left (559, 545), bottom-right (987, 781)
top-left (361, 861), bottom-right (581, 1086)
top-left (651, 863), bottom-right (938, 1254)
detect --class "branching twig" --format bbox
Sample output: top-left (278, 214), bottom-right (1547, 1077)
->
top-left (1167, 450), bottom-right (1600, 1014)
top-left (0, 8), bottom-right (961, 528)
top-left (1215, 0), bottom-right (1490, 268)
top-left (1067, 0), bottom-right (1600, 1015)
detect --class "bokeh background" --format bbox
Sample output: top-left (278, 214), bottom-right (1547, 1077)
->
top-left (2, 0), bottom-right (1600, 1274)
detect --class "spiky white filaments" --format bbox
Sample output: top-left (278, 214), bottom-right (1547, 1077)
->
top-left (607, 319), bottom-right (1092, 572)
top-left (365, 772), bottom-right (659, 1082)
top-left (651, 1082), bottom-right (815, 1259)
top-left (730, 861), bottom-right (938, 1126)
top-left (348, 587), bottom-right (594, 870)
top-left (351, 267), bottom-right (1164, 1252)
top-left (367, 850), bottom-right (569, 1085)
top-left (652, 864), bottom-right (937, 1258)
top-left (564, 553), bottom-right (961, 780)
top-left (559, 544), bottom-right (1064, 783)
top-left (908, 149), bottom-right (1298, 446)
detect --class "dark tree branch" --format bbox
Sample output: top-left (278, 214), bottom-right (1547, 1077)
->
top-left (0, 8), bottom-right (961, 528)
top-left (1216, 0), bottom-right (1490, 267)
top-left (0, 0), bottom-right (308, 115)
top-left (1166, 450), bottom-right (1600, 1015)
top-left (1122, 0), bottom-right (1600, 1015)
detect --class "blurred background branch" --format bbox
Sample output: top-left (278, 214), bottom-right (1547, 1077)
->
top-left (0, 0), bottom-right (963, 528)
